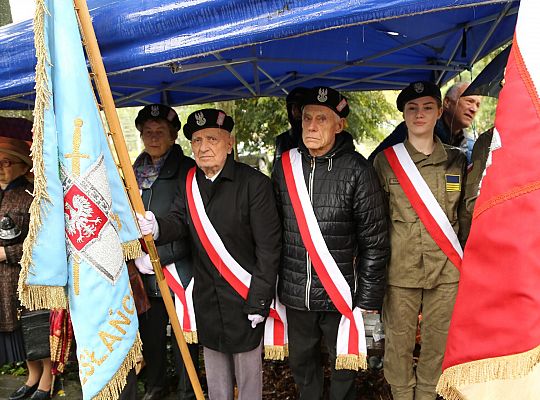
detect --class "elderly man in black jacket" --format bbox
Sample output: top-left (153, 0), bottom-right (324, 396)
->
top-left (138, 108), bottom-right (281, 400)
top-left (272, 87), bottom-right (390, 400)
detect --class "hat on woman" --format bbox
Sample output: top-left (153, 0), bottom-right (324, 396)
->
top-left (0, 116), bottom-right (33, 142)
top-left (135, 104), bottom-right (181, 132)
top-left (0, 137), bottom-right (32, 166)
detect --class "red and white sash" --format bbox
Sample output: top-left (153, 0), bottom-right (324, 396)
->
top-left (282, 149), bottom-right (367, 371)
top-left (383, 143), bottom-right (463, 270)
top-left (163, 266), bottom-right (197, 344)
top-left (185, 167), bottom-right (288, 360)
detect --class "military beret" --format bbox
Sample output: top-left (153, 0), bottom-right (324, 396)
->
top-left (135, 104), bottom-right (181, 132)
top-left (0, 116), bottom-right (33, 142)
top-left (302, 86), bottom-right (350, 118)
top-left (286, 87), bottom-right (309, 105)
top-left (183, 109), bottom-right (234, 140)
top-left (396, 81), bottom-right (442, 112)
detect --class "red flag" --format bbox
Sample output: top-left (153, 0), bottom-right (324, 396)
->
top-left (437, 2), bottom-right (540, 398)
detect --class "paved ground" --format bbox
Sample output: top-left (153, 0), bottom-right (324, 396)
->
top-left (0, 375), bottom-right (182, 400)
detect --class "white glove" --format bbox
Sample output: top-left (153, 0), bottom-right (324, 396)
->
top-left (137, 211), bottom-right (159, 239)
top-left (134, 253), bottom-right (154, 275)
top-left (247, 314), bottom-right (265, 329)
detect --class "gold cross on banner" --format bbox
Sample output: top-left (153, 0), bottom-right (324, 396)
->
top-left (64, 118), bottom-right (89, 295)
top-left (64, 118), bottom-right (89, 177)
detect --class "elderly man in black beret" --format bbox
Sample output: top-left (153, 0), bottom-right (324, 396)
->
top-left (137, 108), bottom-right (281, 400)
top-left (272, 86), bottom-right (389, 399)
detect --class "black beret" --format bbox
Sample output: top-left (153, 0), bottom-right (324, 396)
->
top-left (302, 86), bottom-right (349, 118)
top-left (135, 104), bottom-right (181, 132)
top-left (286, 87), bottom-right (309, 105)
top-left (396, 81), bottom-right (442, 112)
top-left (183, 109), bottom-right (234, 140)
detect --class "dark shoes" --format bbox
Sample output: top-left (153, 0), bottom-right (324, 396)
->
top-left (29, 389), bottom-right (51, 400)
top-left (8, 383), bottom-right (39, 400)
top-left (141, 387), bottom-right (169, 400)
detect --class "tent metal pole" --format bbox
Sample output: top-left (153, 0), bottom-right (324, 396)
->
top-left (72, 0), bottom-right (204, 398)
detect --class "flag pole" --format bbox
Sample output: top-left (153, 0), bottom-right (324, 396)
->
top-left (71, 1), bottom-right (204, 398)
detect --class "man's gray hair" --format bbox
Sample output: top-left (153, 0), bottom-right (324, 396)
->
top-left (444, 81), bottom-right (470, 101)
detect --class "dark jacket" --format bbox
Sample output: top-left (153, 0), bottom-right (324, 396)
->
top-left (0, 177), bottom-right (33, 332)
top-left (136, 144), bottom-right (196, 296)
top-left (272, 132), bottom-right (389, 312)
top-left (157, 155), bottom-right (281, 353)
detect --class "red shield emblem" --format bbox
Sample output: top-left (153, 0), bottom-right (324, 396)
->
top-left (64, 185), bottom-right (107, 251)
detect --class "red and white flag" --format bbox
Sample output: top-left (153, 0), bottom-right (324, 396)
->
top-left (437, 1), bottom-right (540, 399)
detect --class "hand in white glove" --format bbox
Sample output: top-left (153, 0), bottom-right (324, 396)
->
top-left (247, 314), bottom-right (265, 329)
top-left (137, 211), bottom-right (159, 239)
top-left (134, 253), bottom-right (155, 275)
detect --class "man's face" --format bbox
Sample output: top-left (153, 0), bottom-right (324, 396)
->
top-left (302, 105), bottom-right (344, 157)
top-left (403, 96), bottom-right (443, 138)
top-left (191, 128), bottom-right (233, 174)
top-left (444, 88), bottom-right (481, 132)
top-left (141, 119), bottom-right (175, 160)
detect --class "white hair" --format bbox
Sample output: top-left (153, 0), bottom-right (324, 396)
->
top-left (444, 81), bottom-right (470, 101)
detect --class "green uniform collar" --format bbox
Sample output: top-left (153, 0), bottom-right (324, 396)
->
top-left (404, 136), bottom-right (448, 166)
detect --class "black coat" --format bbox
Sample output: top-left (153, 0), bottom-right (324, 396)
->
top-left (136, 144), bottom-right (195, 296)
top-left (157, 155), bottom-right (281, 353)
top-left (272, 132), bottom-right (389, 312)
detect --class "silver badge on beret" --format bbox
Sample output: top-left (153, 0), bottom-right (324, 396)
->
top-left (195, 112), bottom-right (206, 126)
top-left (413, 82), bottom-right (424, 94)
top-left (150, 105), bottom-right (160, 117)
top-left (317, 88), bottom-right (328, 103)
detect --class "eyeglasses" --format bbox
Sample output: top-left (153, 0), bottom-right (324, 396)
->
top-left (0, 159), bottom-right (24, 168)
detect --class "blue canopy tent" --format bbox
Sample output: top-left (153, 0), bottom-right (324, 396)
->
top-left (0, 0), bottom-right (519, 109)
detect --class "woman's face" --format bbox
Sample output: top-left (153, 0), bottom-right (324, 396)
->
top-left (0, 151), bottom-right (29, 187)
top-left (140, 119), bottom-right (175, 161)
top-left (403, 96), bottom-right (443, 138)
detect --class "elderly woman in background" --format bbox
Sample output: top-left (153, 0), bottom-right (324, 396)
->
top-left (0, 117), bottom-right (52, 400)
top-left (132, 104), bottom-right (199, 400)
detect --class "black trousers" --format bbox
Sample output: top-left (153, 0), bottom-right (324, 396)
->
top-left (287, 308), bottom-right (357, 400)
top-left (139, 297), bottom-right (200, 399)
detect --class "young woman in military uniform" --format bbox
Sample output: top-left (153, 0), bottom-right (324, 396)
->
top-left (373, 81), bottom-right (468, 400)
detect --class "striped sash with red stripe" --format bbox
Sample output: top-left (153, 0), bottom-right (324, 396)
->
top-left (185, 167), bottom-right (288, 360)
top-left (383, 143), bottom-right (463, 270)
top-left (282, 149), bottom-right (367, 371)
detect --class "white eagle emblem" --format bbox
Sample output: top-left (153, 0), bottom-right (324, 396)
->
top-left (150, 105), bottom-right (160, 117)
top-left (413, 82), bottom-right (425, 93)
top-left (65, 195), bottom-right (102, 243)
top-left (195, 112), bottom-right (206, 126)
top-left (317, 88), bottom-right (328, 103)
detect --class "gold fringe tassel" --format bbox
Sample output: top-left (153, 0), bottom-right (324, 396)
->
top-left (19, 286), bottom-right (67, 311)
top-left (18, 0), bottom-right (68, 310)
top-left (335, 353), bottom-right (367, 371)
top-left (184, 331), bottom-right (198, 344)
top-left (437, 344), bottom-right (540, 400)
top-left (122, 240), bottom-right (142, 261)
top-left (92, 334), bottom-right (143, 400)
top-left (264, 345), bottom-right (289, 361)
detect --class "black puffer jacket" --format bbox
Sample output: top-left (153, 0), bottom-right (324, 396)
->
top-left (272, 132), bottom-right (389, 311)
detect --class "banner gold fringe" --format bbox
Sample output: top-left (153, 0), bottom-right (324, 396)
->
top-left (122, 240), bottom-right (142, 261)
top-left (437, 344), bottom-right (540, 400)
top-left (335, 353), bottom-right (367, 371)
top-left (20, 286), bottom-right (67, 311)
top-left (93, 334), bottom-right (143, 400)
top-left (264, 345), bottom-right (289, 361)
top-left (18, 0), bottom-right (68, 310)
top-left (184, 331), bottom-right (198, 344)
